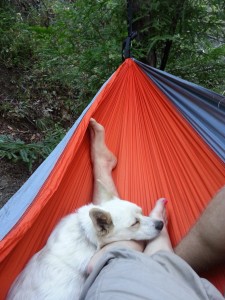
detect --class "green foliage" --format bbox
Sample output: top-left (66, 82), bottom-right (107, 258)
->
top-left (132, 0), bottom-right (225, 93)
top-left (167, 43), bottom-right (225, 93)
top-left (0, 125), bottom-right (66, 171)
top-left (0, 0), bottom-right (224, 171)
top-left (1, 0), bottom-right (224, 95)
top-left (31, 0), bottom-right (126, 102)
top-left (0, 1), bottom-right (126, 98)
top-left (0, 7), bottom-right (35, 66)
top-left (165, 1), bottom-right (225, 93)
top-left (0, 0), bottom-right (127, 113)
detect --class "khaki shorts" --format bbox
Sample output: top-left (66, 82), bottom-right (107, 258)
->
top-left (80, 248), bottom-right (224, 300)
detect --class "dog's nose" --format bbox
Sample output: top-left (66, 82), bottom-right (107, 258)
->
top-left (155, 220), bottom-right (164, 231)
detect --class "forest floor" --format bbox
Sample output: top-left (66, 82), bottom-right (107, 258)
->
top-left (0, 65), bottom-right (39, 208)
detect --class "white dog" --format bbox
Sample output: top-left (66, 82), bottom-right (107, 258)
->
top-left (7, 183), bottom-right (164, 300)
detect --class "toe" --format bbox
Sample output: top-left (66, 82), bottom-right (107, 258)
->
top-left (89, 118), bottom-right (104, 133)
top-left (149, 198), bottom-right (168, 220)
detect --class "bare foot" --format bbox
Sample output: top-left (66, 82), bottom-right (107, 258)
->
top-left (89, 118), bottom-right (119, 203)
top-left (144, 198), bottom-right (173, 256)
top-left (149, 198), bottom-right (168, 226)
top-left (89, 118), bottom-right (117, 173)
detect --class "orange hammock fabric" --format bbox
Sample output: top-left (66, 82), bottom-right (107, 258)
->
top-left (0, 59), bottom-right (225, 298)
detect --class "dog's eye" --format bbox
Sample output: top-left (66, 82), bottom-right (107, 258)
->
top-left (131, 219), bottom-right (140, 227)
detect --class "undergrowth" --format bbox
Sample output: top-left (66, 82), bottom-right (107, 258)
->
top-left (0, 125), bottom-right (66, 172)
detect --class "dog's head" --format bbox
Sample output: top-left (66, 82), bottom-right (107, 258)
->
top-left (89, 181), bottom-right (164, 248)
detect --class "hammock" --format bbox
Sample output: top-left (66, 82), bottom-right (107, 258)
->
top-left (0, 58), bottom-right (225, 298)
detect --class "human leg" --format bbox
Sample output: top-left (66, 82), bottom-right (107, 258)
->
top-left (144, 198), bottom-right (174, 256)
top-left (81, 248), bottom-right (224, 300)
top-left (89, 118), bottom-right (118, 204)
top-left (175, 186), bottom-right (225, 272)
top-left (88, 118), bottom-right (144, 274)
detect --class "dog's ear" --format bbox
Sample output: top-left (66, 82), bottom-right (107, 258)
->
top-left (96, 179), bottom-right (114, 203)
top-left (89, 208), bottom-right (114, 236)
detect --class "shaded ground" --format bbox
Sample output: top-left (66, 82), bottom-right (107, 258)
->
top-left (0, 159), bottom-right (30, 208)
top-left (0, 65), bottom-right (38, 209)
top-left (1, 62), bottom-right (77, 209)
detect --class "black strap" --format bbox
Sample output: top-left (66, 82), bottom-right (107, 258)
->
top-left (122, 0), bottom-right (137, 61)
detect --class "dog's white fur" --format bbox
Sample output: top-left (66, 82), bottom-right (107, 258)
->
top-left (7, 183), bottom-right (163, 300)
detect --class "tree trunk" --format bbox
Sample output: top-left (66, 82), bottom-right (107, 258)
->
top-left (130, 0), bottom-right (186, 69)
top-left (160, 0), bottom-right (187, 70)
top-left (132, 0), bottom-right (156, 66)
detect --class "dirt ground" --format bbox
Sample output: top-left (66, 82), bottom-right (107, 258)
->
top-left (0, 115), bottom-right (34, 209)
top-left (0, 159), bottom-right (30, 208)
top-left (0, 63), bottom-right (77, 209)
top-left (0, 66), bottom-right (38, 209)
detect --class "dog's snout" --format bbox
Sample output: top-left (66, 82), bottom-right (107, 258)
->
top-left (155, 220), bottom-right (164, 231)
